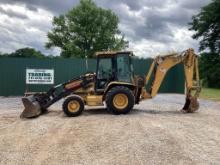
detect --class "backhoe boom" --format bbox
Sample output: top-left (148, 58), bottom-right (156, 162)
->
top-left (142, 48), bottom-right (201, 112)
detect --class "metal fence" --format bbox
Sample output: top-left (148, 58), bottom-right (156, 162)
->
top-left (0, 57), bottom-right (184, 96)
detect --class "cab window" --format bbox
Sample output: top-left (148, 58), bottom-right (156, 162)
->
top-left (97, 58), bottom-right (112, 79)
top-left (96, 57), bottom-right (113, 90)
top-left (116, 55), bottom-right (131, 83)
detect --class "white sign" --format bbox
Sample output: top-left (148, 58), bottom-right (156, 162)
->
top-left (26, 69), bottom-right (54, 84)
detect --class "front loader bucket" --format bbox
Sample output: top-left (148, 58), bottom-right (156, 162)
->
top-left (20, 96), bottom-right (42, 118)
top-left (182, 96), bottom-right (199, 113)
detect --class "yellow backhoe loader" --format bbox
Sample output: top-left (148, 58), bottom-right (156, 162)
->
top-left (21, 48), bottom-right (201, 118)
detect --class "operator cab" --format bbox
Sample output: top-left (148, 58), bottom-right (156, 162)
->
top-left (95, 51), bottom-right (134, 92)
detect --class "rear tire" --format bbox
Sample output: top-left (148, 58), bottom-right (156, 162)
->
top-left (106, 86), bottom-right (134, 115)
top-left (63, 95), bottom-right (84, 117)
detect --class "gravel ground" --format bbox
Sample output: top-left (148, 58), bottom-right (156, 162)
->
top-left (0, 94), bottom-right (219, 165)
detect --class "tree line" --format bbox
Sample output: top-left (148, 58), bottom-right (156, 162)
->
top-left (189, 0), bottom-right (220, 88)
top-left (0, 47), bottom-right (49, 58)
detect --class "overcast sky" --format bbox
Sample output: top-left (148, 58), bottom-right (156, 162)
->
top-left (0, 0), bottom-right (211, 57)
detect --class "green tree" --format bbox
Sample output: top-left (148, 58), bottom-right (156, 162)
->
top-left (189, 0), bottom-right (220, 88)
top-left (10, 47), bottom-right (45, 58)
top-left (199, 53), bottom-right (220, 88)
top-left (46, 0), bottom-right (128, 58)
top-left (189, 0), bottom-right (220, 53)
top-left (0, 52), bottom-right (9, 57)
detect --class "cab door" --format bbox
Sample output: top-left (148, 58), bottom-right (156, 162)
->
top-left (116, 54), bottom-right (133, 83)
top-left (95, 57), bottom-right (114, 92)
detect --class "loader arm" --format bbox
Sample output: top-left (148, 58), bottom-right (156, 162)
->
top-left (142, 48), bottom-right (201, 112)
top-left (20, 72), bottom-right (95, 118)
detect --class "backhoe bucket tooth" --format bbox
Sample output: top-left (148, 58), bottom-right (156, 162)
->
top-left (182, 96), bottom-right (199, 113)
top-left (20, 96), bottom-right (42, 118)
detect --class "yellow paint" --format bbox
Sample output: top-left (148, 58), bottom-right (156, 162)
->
top-left (150, 56), bottom-right (182, 97)
top-left (145, 61), bottom-right (155, 85)
top-left (142, 48), bottom-right (200, 99)
top-left (140, 88), bottom-right (151, 99)
top-left (86, 95), bottom-right (103, 106)
top-left (113, 93), bottom-right (128, 109)
top-left (74, 82), bottom-right (95, 93)
top-left (68, 100), bottom-right (80, 112)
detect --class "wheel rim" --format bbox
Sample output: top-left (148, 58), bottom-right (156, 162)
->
top-left (68, 100), bottom-right (80, 112)
top-left (113, 93), bottom-right (128, 110)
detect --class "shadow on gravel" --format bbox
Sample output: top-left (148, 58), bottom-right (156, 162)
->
top-left (22, 108), bottom-right (193, 118)
top-left (46, 108), bottom-right (109, 116)
top-left (131, 109), bottom-right (183, 115)
top-left (83, 108), bottom-right (109, 116)
top-left (44, 110), bottom-right (63, 116)
top-left (84, 108), bottom-right (184, 116)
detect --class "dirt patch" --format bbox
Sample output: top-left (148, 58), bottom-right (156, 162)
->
top-left (0, 94), bottom-right (220, 164)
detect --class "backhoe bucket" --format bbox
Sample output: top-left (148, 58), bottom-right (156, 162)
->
top-left (20, 96), bottom-right (42, 118)
top-left (182, 96), bottom-right (199, 113)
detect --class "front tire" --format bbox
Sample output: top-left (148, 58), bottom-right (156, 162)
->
top-left (62, 95), bottom-right (84, 117)
top-left (106, 86), bottom-right (134, 114)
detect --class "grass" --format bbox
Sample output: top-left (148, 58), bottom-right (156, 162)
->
top-left (200, 88), bottom-right (220, 101)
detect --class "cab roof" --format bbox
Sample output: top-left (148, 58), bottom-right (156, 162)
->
top-left (95, 51), bottom-right (133, 57)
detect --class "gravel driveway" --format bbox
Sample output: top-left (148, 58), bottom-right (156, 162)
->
top-left (0, 94), bottom-right (219, 165)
